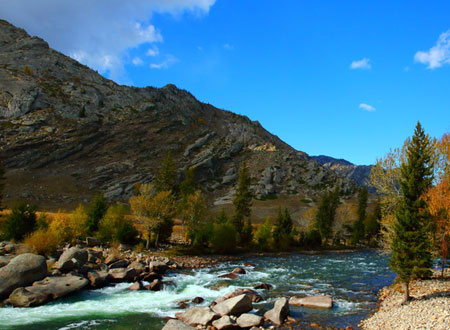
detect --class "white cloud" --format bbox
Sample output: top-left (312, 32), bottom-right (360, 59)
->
top-left (132, 57), bottom-right (144, 66)
top-left (414, 30), bottom-right (450, 69)
top-left (146, 46), bottom-right (160, 57)
top-left (223, 43), bottom-right (234, 50)
top-left (0, 0), bottom-right (216, 83)
top-left (359, 103), bottom-right (376, 112)
top-left (150, 54), bottom-right (178, 69)
top-left (350, 58), bottom-right (371, 70)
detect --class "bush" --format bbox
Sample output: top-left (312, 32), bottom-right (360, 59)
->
top-left (211, 222), bottom-right (237, 254)
top-left (86, 194), bottom-right (108, 235)
top-left (24, 228), bottom-right (61, 256)
top-left (48, 212), bottom-right (74, 243)
top-left (254, 218), bottom-right (272, 251)
top-left (1, 201), bottom-right (37, 241)
top-left (191, 222), bottom-right (213, 248)
top-left (98, 203), bottom-right (138, 244)
top-left (299, 229), bottom-right (322, 249)
top-left (36, 213), bottom-right (49, 230)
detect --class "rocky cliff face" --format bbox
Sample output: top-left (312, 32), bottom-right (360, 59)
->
top-left (311, 155), bottom-right (374, 192)
top-left (0, 20), bottom-right (356, 209)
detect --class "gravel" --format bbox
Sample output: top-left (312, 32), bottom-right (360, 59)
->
top-left (360, 270), bottom-right (450, 330)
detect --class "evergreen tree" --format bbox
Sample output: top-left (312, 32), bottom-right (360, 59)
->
top-left (255, 217), bottom-right (272, 250)
top-left (352, 187), bottom-right (368, 245)
top-left (315, 186), bottom-right (340, 244)
top-left (273, 207), bottom-right (294, 250)
top-left (0, 162), bottom-right (5, 210)
top-left (154, 152), bottom-right (176, 193)
top-left (85, 194), bottom-right (108, 235)
top-left (390, 122), bottom-right (435, 303)
top-left (216, 208), bottom-right (228, 224)
top-left (2, 201), bottom-right (37, 241)
top-left (232, 162), bottom-right (252, 239)
top-left (241, 218), bottom-right (254, 248)
top-left (365, 202), bottom-right (381, 245)
top-left (180, 167), bottom-right (197, 198)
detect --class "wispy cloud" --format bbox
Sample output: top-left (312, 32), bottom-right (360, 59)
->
top-left (0, 0), bottom-right (216, 83)
top-left (150, 54), bottom-right (178, 69)
top-left (414, 30), bottom-right (450, 69)
top-left (350, 58), bottom-right (371, 70)
top-left (146, 45), bottom-right (160, 57)
top-left (223, 43), bottom-right (234, 50)
top-left (132, 57), bottom-right (144, 66)
top-left (359, 103), bottom-right (376, 112)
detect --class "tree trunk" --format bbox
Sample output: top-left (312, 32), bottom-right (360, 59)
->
top-left (401, 281), bottom-right (410, 304)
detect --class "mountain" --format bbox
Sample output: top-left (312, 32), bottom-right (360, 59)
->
top-left (311, 155), bottom-right (374, 192)
top-left (0, 20), bottom-right (356, 212)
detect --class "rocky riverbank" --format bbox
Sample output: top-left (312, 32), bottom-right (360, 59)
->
top-left (360, 269), bottom-right (450, 330)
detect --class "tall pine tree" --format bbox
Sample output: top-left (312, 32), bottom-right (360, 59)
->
top-left (154, 152), bottom-right (176, 193)
top-left (390, 122), bottom-right (435, 303)
top-left (232, 162), bottom-right (252, 240)
top-left (352, 187), bottom-right (368, 245)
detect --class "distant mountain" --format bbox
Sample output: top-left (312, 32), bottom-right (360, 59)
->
top-left (311, 155), bottom-right (374, 192)
top-left (0, 20), bottom-right (356, 210)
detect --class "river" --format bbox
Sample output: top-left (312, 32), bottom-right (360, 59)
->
top-left (0, 250), bottom-right (395, 330)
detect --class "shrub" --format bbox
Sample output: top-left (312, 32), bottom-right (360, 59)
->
top-left (49, 212), bottom-right (74, 243)
top-left (254, 218), bottom-right (272, 251)
top-left (98, 203), bottom-right (138, 244)
top-left (2, 201), bottom-right (37, 241)
top-left (24, 228), bottom-right (61, 256)
top-left (36, 213), bottom-right (49, 230)
top-left (210, 222), bottom-right (237, 254)
top-left (70, 204), bottom-right (89, 238)
top-left (86, 194), bottom-right (108, 235)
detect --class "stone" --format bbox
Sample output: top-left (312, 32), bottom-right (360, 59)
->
top-left (54, 247), bottom-right (88, 272)
top-left (289, 295), bottom-right (333, 309)
top-left (146, 279), bottom-right (163, 291)
top-left (231, 267), bottom-right (246, 274)
top-left (150, 261), bottom-right (168, 274)
top-left (162, 319), bottom-right (195, 330)
top-left (218, 273), bottom-right (238, 280)
top-left (236, 313), bottom-right (263, 328)
top-left (87, 270), bottom-right (110, 288)
top-left (142, 272), bottom-right (163, 282)
top-left (0, 253), bottom-right (48, 299)
top-left (212, 294), bottom-right (253, 316)
top-left (104, 255), bottom-right (119, 265)
top-left (175, 307), bottom-right (219, 327)
top-left (109, 259), bottom-right (129, 269)
top-left (254, 283), bottom-right (273, 290)
top-left (264, 297), bottom-right (289, 325)
top-left (214, 289), bottom-right (263, 305)
top-left (212, 315), bottom-right (239, 330)
top-left (129, 281), bottom-right (144, 291)
top-left (8, 275), bottom-right (88, 307)
top-left (0, 256), bottom-right (11, 268)
top-left (108, 268), bottom-right (137, 282)
top-left (85, 237), bottom-right (101, 247)
top-left (192, 296), bottom-right (204, 304)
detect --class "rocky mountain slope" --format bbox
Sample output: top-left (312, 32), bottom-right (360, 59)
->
top-left (0, 20), bottom-right (356, 210)
top-left (311, 155), bottom-right (374, 192)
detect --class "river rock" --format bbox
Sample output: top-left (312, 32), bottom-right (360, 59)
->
top-left (175, 307), bottom-right (219, 326)
top-left (8, 275), bottom-right (88, 307)
top-left (109, 259), bottom-right (129, 269)
top-left (236, 313), bottom-right (263, 328)
top-left (146, 279), bottom-right (163, 291)
top-left (212, 315), bottom-right (239, 330)
top-left (218, 273), bottom-right (238, 280)
top-left (162, 319), bottom-right (195, 330)
top-left (104, 255), bottom-right (119, 265)
top-left (87, 270), bottom-right (110, 288)
top-left (108, 268), bottom-right (137, 282)
top-left (0, 256), bottom-right (11, 268)
top-left (192, 296), bottom-right (204, 304)
top-left (231, 267), bottom-right (246, 274)
top-left (214, 289), bottom-right (263, 305)
top-left (129, 281), bottom-right (144, 291)
top-left (150, 261), bottom-right (168, 274)
top-left (54, 247), bottom-right (88, 272)
top-left (85, 237), bottom-right (101, 247)
top-left (142, 272), bottom-right (163, 282)
top-left (0, 253), bottom-right (48, 299)
top-left (264, 297), bottom-right (289, 325)
top-left (212, 294), bottom-right (253, 316)
top-left (289, 295), bottom-right (333, 308)
top-left (254, 283), bottom-right (273, 290)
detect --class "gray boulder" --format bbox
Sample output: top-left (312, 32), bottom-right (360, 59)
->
top-left (212, 294), bottom-right (253, 316)
top-left (0, 253), bottom-right (48, 299)
top-left (212, 315), bottom-right (239, 330)
top-left (162, 319), bottom-right (195, 330)
top-left (87, 270), bottom-right (110, 288)
top-left (54, 247), bottom-right (88, 272)
top-left (175, 307), bottom-right (219, 327)
top-left (149, 261), bottom-right (168, 274)
top-left (264, 297), bottom-right (289, 325)
top-left (214, 289), bottom-right (263, 305)
top-left (236, 313), bottom-right (263, 328)
top-left (289, 295), bottom-right (333, 308)
top-left (8, 275), bottom-right (88, 307)
top-left (108, 268), bottom-right (137, 282)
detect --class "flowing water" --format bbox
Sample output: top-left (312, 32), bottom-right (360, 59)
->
top-left (0, 250), bottom-right (394, 330)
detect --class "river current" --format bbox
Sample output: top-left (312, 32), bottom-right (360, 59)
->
top-left (0, 250), bottom-right (395, 330)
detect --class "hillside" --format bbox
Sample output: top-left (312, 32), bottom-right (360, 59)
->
top-left (0, 19), bottom-right (356, 212)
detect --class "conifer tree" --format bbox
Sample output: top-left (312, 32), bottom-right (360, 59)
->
top-left (390, 122), bottom-right (435, 303)
top-left (179, 167), bottom-right (197, 198)
top-left (155, 152), bottom-right (176, 193)
top-left (85, 194), bottom-right (108, 235)
top-left (352, 187), bottom-right (368, 245)
top-left (315, 186), bottom-right (340, 244)
top-left (273, 208), bottom-right (294, 249)
top-left (232, 162), bottom-right (252, 239)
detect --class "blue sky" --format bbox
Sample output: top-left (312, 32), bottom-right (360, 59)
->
top-left (2, 0), bottom-right (450, 165)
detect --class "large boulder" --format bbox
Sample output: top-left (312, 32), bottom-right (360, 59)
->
top-left (54, 247), bottom-right (88, 272)
top-left (214, 289), bottom-right (263, 305)
top-left (108, 267), bottom-right (137, 282)
top-left (162, 319), bottom-right (195, 330)
top-left (212, 294), bottom-right (253, 316)
top-left (236, 313), bottom-right (263, 328)
top-left (8, 275), bottom-right (88, 307)
top-left (289, 295), bottom-right (333, 309)
top-left (212, 315), bottom-right (239, 330)
top-left (0, 253), bottom-right (48, 299)
top-left (175, 307), bottom-right (219, 327)
top-left (87, 270), bottom-right (110, 288)
top-left (264, 297), bottom-right (289, 325)
top-left (149, 261), bottom-right (168, 274)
